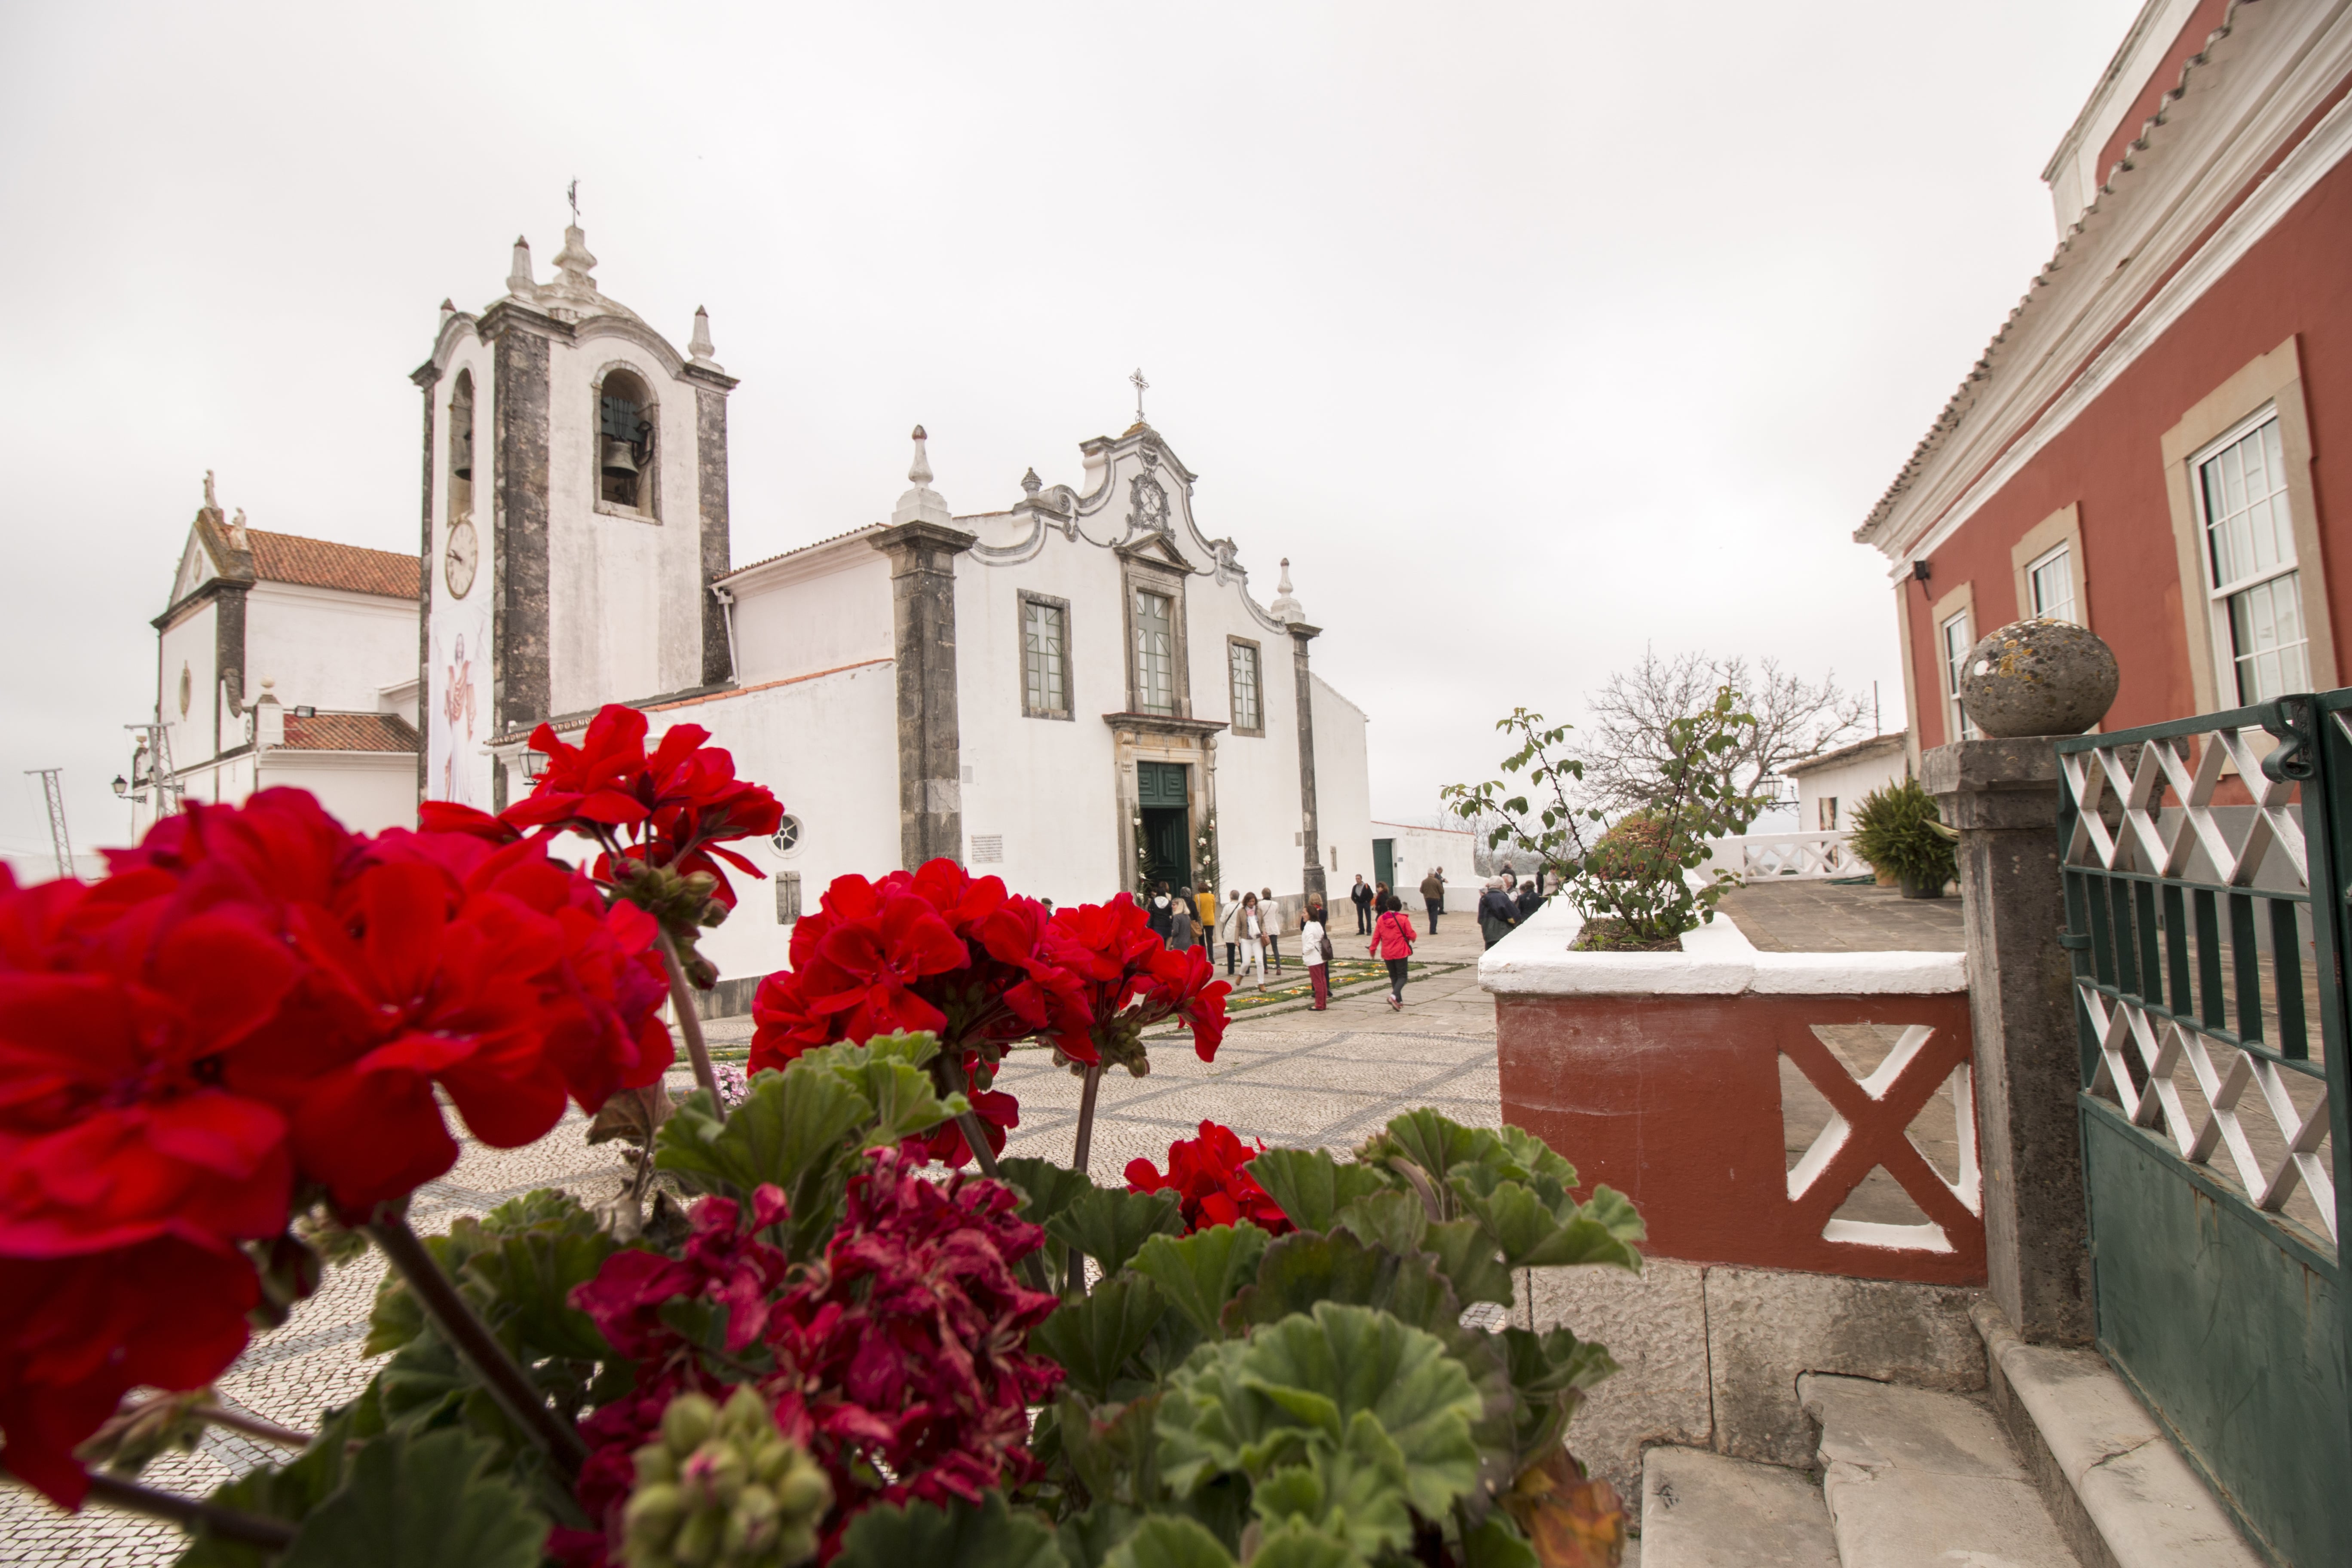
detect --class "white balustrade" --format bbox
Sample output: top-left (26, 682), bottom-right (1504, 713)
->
top-left (1703, 831), bottom-right (1857, 881)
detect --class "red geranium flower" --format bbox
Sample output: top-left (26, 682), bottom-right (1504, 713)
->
top-left (1127, 1120), bottom-right (1292, 1235)
top-left (1051, 896), bottom-right (1231, 1066)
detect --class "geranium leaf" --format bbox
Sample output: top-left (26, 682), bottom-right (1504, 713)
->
top-left (275, 1426), bottom-right (543, 1568)
top-left (1245, 1149), bottom-right (1388, 1235)
top-left (1220, 1230), bottom-right (1396, 1336)
top-left (835, 1490), bottom-right (1063, 1568)
top-left (1031, 1275), bottom-right (1170, 1404)
top-left (456, 1191), bottom-right (616, 1363)
top-left (1130, 1225), bottom-right (1271, 1338)
top-left (998, 1157), bottom-right (1102, 1234)
top-left (175, 1399), bottom-right (377, 1568)
top-left (1251, 1412), bottom-right (1415, 1560)
top-left (1462, 1513), bottom-right (1541, 1568)
top-left (1102, 1514), bottom-right (1237, 1568)
top-left (1421, 1218), bottom-right (1516, 1308)
top-left (1333, 1190), bottom-right (1428, 1256)
top-left (1249, 1520), bottom-right (1363, 1568)
top-left (1159, 1302), bottom-right (1483, 1522)
top-left (1446, 1171), bottom-right (1644, 1273)
top-left (1356, 1110), bottom-right (1485, 1204)
top-left (1499, 1326), bottom-right (1620, 1462)
top-left (1484, 1126), bottom-right (1580, 1191)
top-left (1054, 1393), bottom-right (1161, 1509)
top-left (1057, 1501), bottom-right (1146, 1568)
top-left (1046, 1187), bottom-right (1182, 1277)
top-left (655, 1067), bottom-right (869, 1200)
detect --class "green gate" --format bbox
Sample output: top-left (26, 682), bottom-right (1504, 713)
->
top-left (2056, 696), bottom-right (2351, 1565)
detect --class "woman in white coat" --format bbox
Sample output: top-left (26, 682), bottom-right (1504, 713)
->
top-left (1237, 891), bottom-right (1268, 989)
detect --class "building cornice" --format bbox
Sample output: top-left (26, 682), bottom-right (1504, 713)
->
top-left (1101, 712), bottom-right (1229, 739)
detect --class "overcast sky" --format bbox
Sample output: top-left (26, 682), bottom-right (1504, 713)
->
top-left (0, 0), bottom-right (2143, 870)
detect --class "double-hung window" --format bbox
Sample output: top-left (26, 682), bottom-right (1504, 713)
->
top-left (1228, 639), bottom-right (1262, 735)
top-left (1133, 590), bottom-right (1175, 715)
top-left (1021, 596), bottom-right (1069, 718)
top-left (1941, 609), bottom-right (1978, 741)
top-left (2026, 543), bottom-right (2077, 625)
top-left (2198, 412), bottom-right (2309, 704)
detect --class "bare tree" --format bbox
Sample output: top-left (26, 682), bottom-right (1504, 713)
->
top-left (1578, 650), bottom-right (1868, 812)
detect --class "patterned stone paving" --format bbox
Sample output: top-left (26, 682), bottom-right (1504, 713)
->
top-left (0, 923), bottom-right (1496, 1562)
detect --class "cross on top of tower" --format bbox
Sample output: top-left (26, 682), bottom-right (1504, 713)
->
top-left (567, 178), bottom-right (580, 226)
top-left (1130, 368), bottom-right (1149, 426)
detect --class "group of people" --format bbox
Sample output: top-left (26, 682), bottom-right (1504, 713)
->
top-left (1142, 877), bottom-right (1422, 1012)
top-left (1475, 867), bottom-right (1548, 947)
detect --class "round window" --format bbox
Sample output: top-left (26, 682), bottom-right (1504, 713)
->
top-left (771, 815), bottom-right (803, 857)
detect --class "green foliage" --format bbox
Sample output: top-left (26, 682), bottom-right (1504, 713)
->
top-left (1045, 1187), bottom-right (1184, 1278)
top-left (1033, 1277), bottom-right (1175, 1405)
top-left (275, 1426), bottom-right (545, 1568)
top-left (655, 1033), bottom-right (967, 1259)
top-left (1129, 1226), bottom-right (1273, 1340)
top-left (1847, 776), bottom-right (1956, 887)
top-left (1244, 1150), bottom-right (1387, 1236)
top-left (835, 1491), bottom-right (1064, 1568)
top-left (1440, 691), bottom-right (1770, 943)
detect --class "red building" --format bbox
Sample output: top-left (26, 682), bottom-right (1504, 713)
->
top-left (1862, 0), bottom-right (2352, 746)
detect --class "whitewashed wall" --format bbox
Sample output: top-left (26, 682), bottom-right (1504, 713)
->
top-left (728, 546), bottom-right (892, 685)
top-left (1794, 746), bottom-right (1908, 833)
top-left (159, 600), bottom-right (218, 769)
top-left (1311, 674), bottom-right (1372, 895)
top-left (1375, 821), bottom-right (1482, 900)
top-left (246, 583), bottom-right (417, 713)
top-left (426, 332), bottom-right (496, 809)
top-left (257, 753), bottom-right (420, 834)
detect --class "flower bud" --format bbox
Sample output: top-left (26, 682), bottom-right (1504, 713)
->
top-left (625, 1387), bottom-right (831, 1568)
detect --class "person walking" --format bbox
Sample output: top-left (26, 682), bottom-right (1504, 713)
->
top-left (1420, 870), bottom-right (1444, 935)
top-left (1260, 887), bottom-right (1284, 974)
top-left (1369, 892), bottom-right (1418, 1011)
top-left (1350, 874), bottom-right (1374, 935)
top-left (1301, 901), bottom-right (1331, 1010)
top-left (1237, 892), bottom-right (1267, 989)
top-left (1146, 882), bottom-right (1174, 943)
top-left (1478, 877), bottom-right (1518, 949)
top-left (1219, 889), bottom-right (1244, 974)
top-left (1169, 886), bottom-right (1199, 951)
top-left (1513, 875), bottom-right (1542, 923)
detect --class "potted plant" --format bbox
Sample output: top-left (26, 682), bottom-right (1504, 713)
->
top-left (1847, 776), bottom-right (1957, 898)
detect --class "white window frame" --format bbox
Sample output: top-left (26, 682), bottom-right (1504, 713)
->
top-left (1940, 609), bottom-right (1978, 742)
top-left (2025, 542), bottom-right (2078, 625)
top-left (2193, 407), bottom-right (2309, 706)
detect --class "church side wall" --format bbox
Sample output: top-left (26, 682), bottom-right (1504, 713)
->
top-left (159, 600), bottom-right (219, 769)
top-left (245, 584), bottom-right (419, 714)
top-left (1310, 674), bottom-right (1372, 895)
top-left (546, 339), bottom-right (707, 712)
top-left (1201, 603), bottom-right (1304, 907)
top-left (670, 661), bottom-right (901, 983)
top-left (952, 543), bottom-right (1125, 906)
top-left (729, 555), bottom-right (893, 684)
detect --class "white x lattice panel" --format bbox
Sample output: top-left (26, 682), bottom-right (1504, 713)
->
top-left (2078, 984), bottom-right (2337, 1243)
top-left (2060, 728), bottom-right (2306, 887)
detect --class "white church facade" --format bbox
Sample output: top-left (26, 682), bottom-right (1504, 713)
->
top-left (144, 223), bottom-right (1372, 999)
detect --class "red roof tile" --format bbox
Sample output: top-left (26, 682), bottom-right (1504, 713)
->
top-left (245, 530), bottom-right (421, 600)
top-left (280, 712), bottom-right (421, 753)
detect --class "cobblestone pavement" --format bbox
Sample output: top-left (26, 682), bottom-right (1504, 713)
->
top-left (1719, 879), bottom-right (1966, 952)
top-left (3, 919), bottom-right (1499, 1563)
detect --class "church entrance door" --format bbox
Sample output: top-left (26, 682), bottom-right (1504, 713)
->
top-left (1138, 761), bottom-right (1191, 888)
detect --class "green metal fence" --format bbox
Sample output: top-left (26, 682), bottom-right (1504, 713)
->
top-left (2056, 696), bottom-right (2350, 1567)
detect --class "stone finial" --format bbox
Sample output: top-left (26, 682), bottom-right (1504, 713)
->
top-left (230, 508), bottom-right (249, 547)
top-left (891, 425), bottom-right (953, 527)
top-left (689, 305), bottom-right (720, 368)
top-left (439, 297), bottom-right (456, 321)
top-left (1021, 468), bottom-right (1042, 497)
top-left (507, 236), bottom-right (535, 295)
top-left (552, 224), bottom-right (598, 292)
top-left (1268, 557), bottom-right (1304, 624)
top-left (1956, 618), bottom-right (2119, 738)
top-left (202, 469), bottom-right (217, 511)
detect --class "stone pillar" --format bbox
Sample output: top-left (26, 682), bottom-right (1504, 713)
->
top-left (692, 380), bottom-right (737, 686)
top-left (1924, 738), bottom-right (2094, 1345)
top-left (1288, 622), bottom-right (1327, 905)
top-left (870, 521), bottom-right (975, 870)
top-left (484, 310), bottom-right (554, 745)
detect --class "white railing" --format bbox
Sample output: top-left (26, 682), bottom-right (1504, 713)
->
top-left (1702, 831), bottom-right (1857, 881)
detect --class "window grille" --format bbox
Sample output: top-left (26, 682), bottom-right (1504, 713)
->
top-left (1133, 590), bottom-right (1175, 715)
top-left (2198, 414), bottom-right (2308, 703)
top-left (1940, 610), bottom-right (1978, 741)
top-left (1023, 599), bottom-right (1068, 716)
top-left (774, 871), bottom-right (802, 925)
top-left (1229, 640), bottom-right (1261, 733)
top-left (2027, 543), bottom-right (2076, 625)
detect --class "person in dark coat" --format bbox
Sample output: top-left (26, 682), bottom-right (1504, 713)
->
top-left (1350, 874), bottom-right (1374, 934)
top-left (1420, 872), bottom-right (1444, 934)
top-left (1146, 881), bottom-right (1174, 942)
top-left (1514, 877), bottom-right (1542, 922)
top-left (1169, 886), bottom-right (1199, 950)
top-left (1478, 878), bottom-right (1519, 949)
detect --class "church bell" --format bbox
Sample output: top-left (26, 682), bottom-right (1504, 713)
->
top-left (452, 426), bottom-right (472, 481)
top-left (600, 438), bottom-right (640, 479)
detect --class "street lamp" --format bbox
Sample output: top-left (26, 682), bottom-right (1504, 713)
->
top-left (522, 750), bottom-right (550, 782)
top-left (111, 775), bottom-right (128, 797)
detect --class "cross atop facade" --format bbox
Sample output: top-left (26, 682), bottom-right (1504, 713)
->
top-left (1130, 368), bottom-right (1149, 426)
top-left (567, 179), bottom-right (580, 226)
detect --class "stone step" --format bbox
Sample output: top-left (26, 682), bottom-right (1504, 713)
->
top-left (1972, 1301), bottom-right (2264, 1568)
top-left (1800, 1372), bottom-right (2081, 1568)
top-left (1638, 1446), bottom-right (1838, 1567)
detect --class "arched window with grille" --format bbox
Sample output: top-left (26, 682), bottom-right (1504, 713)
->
top-left (595, 368), bottom-right (657, 515)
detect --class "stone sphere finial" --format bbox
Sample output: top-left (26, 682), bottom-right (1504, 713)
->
top-left (1957, 618), bottom-right (2119, 738)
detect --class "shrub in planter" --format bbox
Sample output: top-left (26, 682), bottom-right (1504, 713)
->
top-left (1847, 777), bottom-right (1957, 898)
top-left (0, 702), bottom-right (1643, 1568)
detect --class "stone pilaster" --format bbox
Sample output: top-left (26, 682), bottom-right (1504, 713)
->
top-left (694, 383), bottom-right (735, 686)
top-left (1288, 622), bottom-right (1327, 906)
top-left (870, 521), bottom-right (976, 869)
top-left (1924, 738), bottom-right (2094, 1345)
top-left (484, 311), bottom-right (554, 770)
top-left (410, 363), bottom-right (438, 805)
top-left (213, 582), bottom-right (248, 749)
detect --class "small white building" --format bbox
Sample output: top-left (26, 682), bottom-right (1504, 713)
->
top-left (1368, 820), bottom-right (1480, 904)
top-left (1779, 732), bottom-right (1909, 833)
top-left (141, 486), bottom-right (422, 834)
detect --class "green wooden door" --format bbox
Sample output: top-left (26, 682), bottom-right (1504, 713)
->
top-left (1139, 763), bottom-right (1191, 888)
top-left (1373, 838), bottom-right (1395, 891)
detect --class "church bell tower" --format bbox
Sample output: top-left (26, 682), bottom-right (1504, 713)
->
top-left (413, 218), bottom-right (738, 809)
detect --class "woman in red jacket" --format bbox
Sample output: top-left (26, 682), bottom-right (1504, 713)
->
top-left (1367, 892), bottom-right (1418, 1011)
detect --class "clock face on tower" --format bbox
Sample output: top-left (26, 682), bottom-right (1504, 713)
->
top-left (445, 518), bottom-right (479, 598)
top-left (1129, 474), bottom-right (1170, 533)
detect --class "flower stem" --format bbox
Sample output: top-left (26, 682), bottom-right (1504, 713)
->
top-left (362, 1214), bottom-right (588, 1478)
top-left (0, 1464), bottom-right (297, 1550)
top-left (193, 1403), bottom-right (312, 1449)
top-left (1071, 1061), bottom-right (1104, 1176)
top-left (656, 929), bottom-right (724, 1117)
